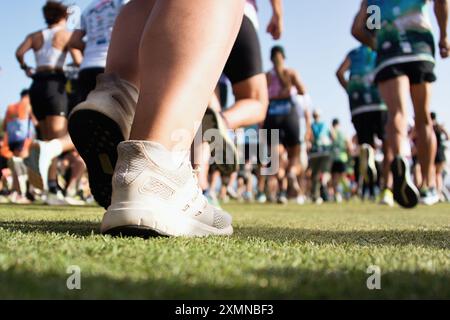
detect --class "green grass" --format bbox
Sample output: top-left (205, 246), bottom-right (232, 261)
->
top-left (0, 202), bottom-right (449, 299)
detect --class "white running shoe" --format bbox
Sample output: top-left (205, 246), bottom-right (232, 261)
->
top-left (296, 195), bottom-right (306, 205)
top-left (46, 191), bottom-right (69, 206)
top-left (256, 192), bottom-right (267, 204)
top-left (101, 141), bottom-right (233, 237)
top-left (379, 189), bottom-right (394, 207)
top-left (420, 188), bottom-right (440, 206)
top-left (64, 196), bottom-right (86, 206)
top-left (360, 144), bottom-right (377, 184)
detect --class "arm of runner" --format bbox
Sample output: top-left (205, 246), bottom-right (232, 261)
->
top-left (336, 56), bottom-right (351, 91)
top-left (434, 0), bottom-right (449, 58)
top-left (351, 0), bottom-right (376, 49)
top-left (440, 124), bottom-right (449, 140)
top-left (304, 107), bottom-right (313, 144)
top-left (15, 34), bottom-right (34, 77)
top-left (69, 29), bottom-right (86, 52)
top-left (69, 47), bottom-right (83, 67)
top-left (267, 0), bottom-right (283, 40)
top-left (291, 69), bottom-right (307, 95)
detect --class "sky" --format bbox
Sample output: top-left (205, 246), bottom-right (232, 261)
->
top-left (0, 0), bottom-right (449, 134)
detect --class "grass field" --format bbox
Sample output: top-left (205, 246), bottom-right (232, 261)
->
top-left (0, 202), bottom-right (449, 299)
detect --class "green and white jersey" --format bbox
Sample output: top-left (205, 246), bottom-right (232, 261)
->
top-left (347, 45), bottom-right (387, 116)
top-left (367, 0), bottom-right (436, 74)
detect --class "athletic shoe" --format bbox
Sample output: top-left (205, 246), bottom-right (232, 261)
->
top-left (8, 192), bottom-right (31, 205)
top-left (278, 192), bottom-right (288, 205)
top-left (0, 195), bottom-right (9, 204)
top-left (220, 194), bottom-right (231, 204)
top-left (360, 144), bottom-right (377, 183)
top-left (243, 191), bottom-right (254, 203)
top-left (202, 108), bottom-right (239, 176)
top-left (256, 192), bottom-right (267, 203)
top-left (226, 186), bottom-right (239, 200)
top-left (420, 188), bottom-right (439, 206)
top-left (101, 141), bottom-right (233, 237)
top-left (391, 156), bottom-right (419, 209)
top-left (46, 191), bottom-right (69, 206)
top-left (24, 141), bottom-right (61, 190)
top-left (296, 195), bottom-right (306, 205)
top-left (64, 196), bottom-right (86, 206)
top-left (314, 197), bottom-right (324, 205)
top-left (379, 189), bottom-right (394, 207)
top-left (68, 74), bottom-right (139, 209)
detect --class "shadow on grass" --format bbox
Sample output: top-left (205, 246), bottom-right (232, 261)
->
top-left (0, 220), bottom-right (449, 249)
top-left (0, 220), bottom-right (100, 236)
top-left (235, 226), bottom-right (450, 249)
top-left (0, 267), bottom-right (449, 299)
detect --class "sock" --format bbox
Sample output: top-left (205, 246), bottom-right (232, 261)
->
top-left (48, 180), bottom-right (58, 194)
top-left (47, 139), bottom-right (64, 159)
top-left (139, 141), bottom-right (189, 171)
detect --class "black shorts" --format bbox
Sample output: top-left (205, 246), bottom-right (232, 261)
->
top-left (29, 72), bottom-right (68, 121)
top-left (331, 160), bottom-right (346, 174)
top-left (8, 140), bottom-right (26, 153)
top-left (223, 15), bottom-right (263, 85)
top-left (352, 111), bottom-right (387, 146)
top-left (263, 101), bottom-right (300, 148)
top-left (375, 61), bottom-right (436, 85)
top-left (73, 67), bottom-right (105, 108)
top-left (0, 156), bottom-right (8, 173)
top-left (436, 148), bottom-right (446, 164)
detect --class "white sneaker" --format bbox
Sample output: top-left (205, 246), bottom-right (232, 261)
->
top-left (360, 144), bottom-right (377, 184)
top-left (69, 74), bottom-right (139, 209)
top-left (64, 196), bottom-right (86, 206)
top-left (296, 195), bottom-right (306, 205)
top-left (101, 141), bottom-right (233, 237)
top-left (46, 191), bottom-right (69, 206)
top-left (379, 189), bottom-right (394, 207)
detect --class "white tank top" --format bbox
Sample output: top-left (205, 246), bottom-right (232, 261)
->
top-left (79, 0), bottom-right (129, 70)
top-left (34, 27), bottom-right (67, 69)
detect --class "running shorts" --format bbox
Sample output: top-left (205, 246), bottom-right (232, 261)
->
top-left (263, 99), bottom-right (300, 148)
top-left (223, 15), bottom-right (263, 85)
top-left (375, 61), bottom-right (436, 85)
top-left (29, 72), bottom-right (68, 121)
top-left (352, 110), bottom-right (387, 146)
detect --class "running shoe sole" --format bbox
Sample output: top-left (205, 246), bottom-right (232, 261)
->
top-left (391, 157), bottom-right (419, 209)
top-left (69, 109), bottom-right (124, 209)
top-left (202, 108), bottom-right (238, 176)
top-left (24, 145), bottom-right (45, 190)
top-left (367, 145), bottom-right (378, 183)
top-left (104, 226), bottom-right (165, 239)
top-left (101, 208), bottom-right (233, 238)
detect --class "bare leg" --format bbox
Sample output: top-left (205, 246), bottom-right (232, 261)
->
top-left (105, 0), bottom-right (156, 87)
top-left (378, 76), bottom-right (410, 156)
top-left (410, 83), bottom-right (436, 189)
top-left (382, 139), bottom-right (393, 190)
top-left (436, 162), bottom-right (445, 196)
top-left (222, 74), bottom-right (269, 129)
top-left (129, 0), bottom-right (244, 148)
top-left (45, 116), bottom-right (74, 185)
top-left (66, 153), bottom-right (86, 194)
